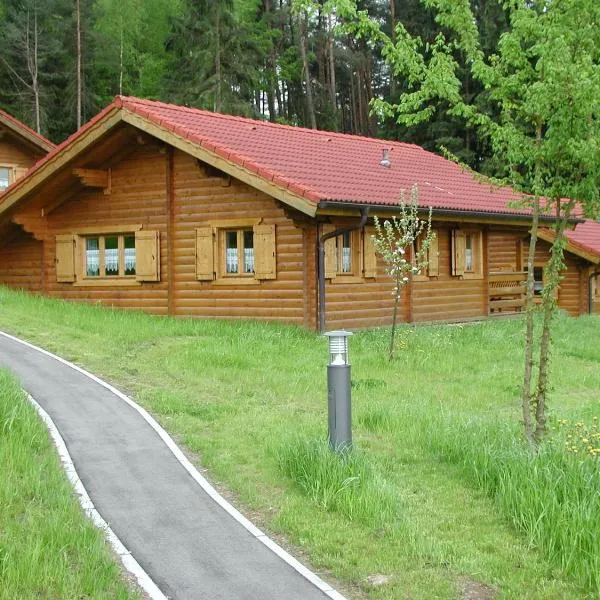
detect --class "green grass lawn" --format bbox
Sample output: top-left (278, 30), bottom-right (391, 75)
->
top-left (0, 368), bottom-right (140, 600)
top-left (0, 286), bottom-right (598, 599)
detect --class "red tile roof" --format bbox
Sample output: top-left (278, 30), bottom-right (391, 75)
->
top-left (2, 95), bottom-right (597, 270)
top-left (0, 108), bottom-right (55, 152)
top-left (565, 220), bottom-right (600, 259)
top-left (116, 96), bottom-right (528, 215)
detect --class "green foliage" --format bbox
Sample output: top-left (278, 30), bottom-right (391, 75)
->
top-left (277, 435), bottom-right (398, 527)
top-left (429, 416), bottom-right (600, 594)
top-left (0, 287), bottom-right (599, 597)
top-left (92, 0), bottom-right (182, 103)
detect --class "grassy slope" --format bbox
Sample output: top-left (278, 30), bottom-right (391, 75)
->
top-left (0, 287), bottom-right (598, 599)
top-left (0, 368), bottom-right (139, 600)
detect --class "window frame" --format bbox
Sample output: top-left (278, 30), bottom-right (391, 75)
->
top-left (0, 165), bottom-right (14, 191)
top-left (81, 233), bottom-right (137, 280)
top-left (453, 229), bottom-right (484, 280)
top-left (207, 218), bottom-right (265, 286)
top-left (219, 228), bottom-right (255, 279)
top-left (334, 230), bottom-right (360, 277)
top-left (529, 261), bottom-right (557, 302)
top-left (72, 225), bottom-right (143, 287)
top-left (324, 226), bottom-right (377, 284)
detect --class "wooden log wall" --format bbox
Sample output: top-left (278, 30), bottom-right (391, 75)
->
top-left (532, 240), bottom-right (584, 317)
top-left (0, 133), bottom-right (41, 175)
top-left (0, 129), bottom-right (592, 328)
top-left (488, 230), bottom-right (524, 272)
top-left (172, 151), bottom-right (306, 324)
top-left (411, 227), bottom-right (486, 323)
top-left (0, 228), bottom-right (42, 291)
top-left (41, 144), bottom-right (169, 313)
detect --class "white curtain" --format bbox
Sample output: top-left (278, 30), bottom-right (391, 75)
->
top-left (86, 239), bottom-right (100, 276)
top-left (244, 248), bottom-right (255, 273)
top-left (227, 248), bottom-right (238, 273)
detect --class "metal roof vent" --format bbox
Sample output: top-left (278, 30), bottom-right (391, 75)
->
top-left (380, 148), bottom-right (392, 168)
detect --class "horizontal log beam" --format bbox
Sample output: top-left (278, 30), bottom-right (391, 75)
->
top-left (73, 168), bottom-right (111, 191)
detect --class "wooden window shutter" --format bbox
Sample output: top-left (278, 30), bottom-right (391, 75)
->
top-left (55, 234), bottom-right (76, 282)
top-left (253, 224), bottom-right (276, 280)
top-left (135, 230), bottom-right (160, 282)
top-left (452, 230), bottom-right (466, 276)
top-left (195, 227), bottom-right (215, 281)
top-left (428, 234), bottom-right (439, 276)
top-left (363, 228), bottom-right (377, 278)
top-left (323, 224), bottom-right (337, 279)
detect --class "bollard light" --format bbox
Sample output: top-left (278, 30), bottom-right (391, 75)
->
top-left (324, 330), bottom-right (353, 451)
top-left (327, 330), bottom-right (351, 366)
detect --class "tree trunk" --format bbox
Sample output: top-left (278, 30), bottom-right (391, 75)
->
top-left (533, 208), bottom-right (569, 443)
top-left (215, 7), bottom-right (222, 113)
top-left (389, 0), bottom-right (396, 97)
top-left (32, 6), bottom-right (41, 134)
top-left (327, 13), bottom-right (337, 129)
top-left (389, 277), bottom-right (401, 361)
top-left (75, 0), bottom-right (82, 129)
top-left (298, 12), bottom-right (317, 129)
top-left (119, 19), bottom-right (124, 95)
top-left (521, 126), bottom-right (542, 448)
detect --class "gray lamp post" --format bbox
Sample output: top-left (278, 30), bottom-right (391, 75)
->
top-left (324, 330), bottom-right (353, 452)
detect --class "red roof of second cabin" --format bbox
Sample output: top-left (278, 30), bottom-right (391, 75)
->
top-left (565, 220), bottom-right (600, 258)
top-left (117, 96), bottom-right (526, 215)
top-left (0, 108), bottom-right (55, 152)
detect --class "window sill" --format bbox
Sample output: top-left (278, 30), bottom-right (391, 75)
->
top-left (74, 279), bottom-right (141, 288)
top-left (329, 275), bottom-right (364, 285)
top-left (212, 277), bottom-right (261, 286)
top-left (457, 273), bottom-right (484, 281)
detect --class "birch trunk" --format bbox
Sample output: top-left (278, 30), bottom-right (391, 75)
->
top-left (76, 0), bottom-right (82, 129)
top-left (299, 12), bottom-right (317, 130)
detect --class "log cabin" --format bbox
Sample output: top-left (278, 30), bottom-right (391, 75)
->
top-left (0, 97), bottom-right (598, 330)
top-left (0, 108), bottom-right (54, 193)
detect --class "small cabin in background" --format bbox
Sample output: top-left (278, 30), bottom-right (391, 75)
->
top-left (0, 97), bottom-right (598, 330)
top-left (0, 109), bottom-right (54, 193)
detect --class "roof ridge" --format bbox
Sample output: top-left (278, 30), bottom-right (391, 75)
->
top-left (117, 96), bottom-right (421, 150)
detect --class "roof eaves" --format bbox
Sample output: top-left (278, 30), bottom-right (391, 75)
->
top-left (0, 105), bottom-right (123, 216)
top-left (539, 228), bottom-right (600, 264)
top-left (0, 109), bottom-right (55, 152)
top-left (317, 200), bottom-right (584, 224)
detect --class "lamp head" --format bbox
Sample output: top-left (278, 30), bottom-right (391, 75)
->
top-left (324, 330), bottom-right (353, 366)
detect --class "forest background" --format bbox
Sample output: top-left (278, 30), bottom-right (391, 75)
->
top-left (0, 0), bottom-right (509, 176)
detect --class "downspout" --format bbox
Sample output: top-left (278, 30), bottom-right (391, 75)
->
top-left (317, 207), bottom-right (369, 333)
top-left (589, 271), bottom-right (599, 314)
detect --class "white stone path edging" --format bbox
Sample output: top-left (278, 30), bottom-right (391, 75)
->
top-left (0, 330), bottom-right (347, 600)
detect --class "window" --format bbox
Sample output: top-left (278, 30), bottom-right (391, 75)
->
top-left (465, 233), bottom-right (474, 272)
top-left (223, 229), bottom-right (254, 276)
top-left (533, 266), bottom-right (544, 296)
top-left (0, 167), bottom-right (11, 190)
top-left (84, 234), bottom-right (136, 278)
top-left (336, 231), bottom-right (354, 275)
top-left (323, 225), bottom-right (378, 282)
top-left (452, 229), bottom-right (483, 279)
top-left (195, 222), bottom-right (276, 283)
top-left (56, 228), bottom-right (159, 285)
